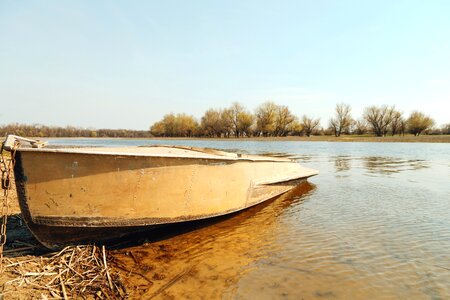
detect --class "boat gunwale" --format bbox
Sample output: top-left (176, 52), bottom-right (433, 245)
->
top-left (16, 147), bottom-right (295, 163)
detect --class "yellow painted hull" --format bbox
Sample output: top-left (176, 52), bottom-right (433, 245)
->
top-left (13, 146), bottom-right (318, 248)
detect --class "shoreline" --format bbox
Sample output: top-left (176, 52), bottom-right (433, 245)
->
top-left (39, 135), bottom-right (450, 143)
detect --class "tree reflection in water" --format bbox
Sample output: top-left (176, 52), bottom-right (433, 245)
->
top-left (362, 156), bottom-right (429, 175)
top-left (332, 156), bottom-right (352, 172)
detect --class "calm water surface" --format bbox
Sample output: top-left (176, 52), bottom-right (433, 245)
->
top-left (47, 139), bottom-right (450, 299)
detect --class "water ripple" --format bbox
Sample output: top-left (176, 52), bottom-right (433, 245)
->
top-left (72, 139), bottom-right (450, 299)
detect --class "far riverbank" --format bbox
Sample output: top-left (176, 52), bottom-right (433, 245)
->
top-left (41, 135), bottom-right (450, 143)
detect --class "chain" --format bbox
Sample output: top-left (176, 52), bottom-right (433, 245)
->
top-left (0, 139), bottom-right (19, 273)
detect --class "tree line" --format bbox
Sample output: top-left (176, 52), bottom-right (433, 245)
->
top-left (1, 103), bottom-right (447, 138)
top-left (329, 104), bottom-right (437, 137)
top-left (0, 123), bottom-right (152, 138)
top-left (150, 101), bottom-right (448, 137)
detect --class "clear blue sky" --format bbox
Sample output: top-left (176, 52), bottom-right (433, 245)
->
top-left (1, 0), bottom-right (449, 129)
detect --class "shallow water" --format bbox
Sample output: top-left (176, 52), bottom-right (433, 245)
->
top-left (46, 139), bottom-right (450, 299)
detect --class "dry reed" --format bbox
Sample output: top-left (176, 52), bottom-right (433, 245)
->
top-left (2, 245), bottom-right (126, 298)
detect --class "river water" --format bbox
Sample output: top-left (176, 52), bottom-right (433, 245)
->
top-left (46, 138), bottom-right (450, 299)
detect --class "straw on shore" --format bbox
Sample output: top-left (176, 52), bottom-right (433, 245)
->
top-left (2, 245), bottom-right (126, 298)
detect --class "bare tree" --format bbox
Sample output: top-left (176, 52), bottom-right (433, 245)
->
top-left (221, 108), bottom-right (234, 138)
top-left (150, 121), bottom-right (166, 137)
top-left (353, 119), bottom-right (368, 135)
top-left (363, 105), bottom-right (395, 137)
top-left (399, 119), bottom-right (407, 136)
top-left (390, 110), bottom-right (404, 136)
top-left (329, 103), bottom-right (353, 137)
top-left (237, 111), bottom-right (254, 137)
top-left (407, 111), bottom-right (435, 136)
top-left (216, 103), bottom-right (255, 138)
top-left (228, 102), bottom-right (245, 137)
top-left (150, 113), bottom-right (198, 137)
top-left (176, 114), bottom-right (198, 137)
top-left (274, 105), bottom-right (296, 136)
top-left (287, 118), bottom-right (303, 136)
top-left (159, 113), bottom-right (177, 136)
top-left (301, 115), bottom-right (320, 137)
top-left (255, 101), bottom-right (277, 136)
top-left (201, 109), bottom-right (223, 137)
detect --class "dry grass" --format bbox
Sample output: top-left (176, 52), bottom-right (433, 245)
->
top-left (2, 245), bottom-right (126, 299)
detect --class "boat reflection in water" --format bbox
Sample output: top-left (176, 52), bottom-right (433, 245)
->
top-left (111, 182), bottom-right (316, 299)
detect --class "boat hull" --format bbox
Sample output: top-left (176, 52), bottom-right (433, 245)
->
top-left (13, 148), bottom-right (317, 248)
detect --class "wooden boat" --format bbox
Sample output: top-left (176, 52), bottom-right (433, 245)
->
top-left (3, 135), bottom-right (318, 248)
